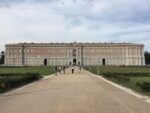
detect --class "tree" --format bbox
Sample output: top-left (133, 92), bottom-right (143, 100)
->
top-left (145, 51), bottom-right (150, 65)
top-left (0, 51), bottom-right (5, 64)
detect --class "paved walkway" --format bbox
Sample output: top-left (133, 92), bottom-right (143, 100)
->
top-left (0, 67), bottom-right (150, 113)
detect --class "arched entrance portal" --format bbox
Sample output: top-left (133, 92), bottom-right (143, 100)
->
top-left (102, 58), bottom-right (106, 66)
top-left (73, 58), bottom-right (76, 65)
top-left (44, 59), bottom-right (47, 66)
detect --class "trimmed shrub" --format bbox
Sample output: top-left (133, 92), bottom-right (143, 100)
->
top-left (0, 73), bottom-right (42, 92)
top-left (138, 82), bottom-right (150, 92)
top-left (136, 82), bottom-right (141, 86)
top-left (102, 73), bottom-right (130, 82)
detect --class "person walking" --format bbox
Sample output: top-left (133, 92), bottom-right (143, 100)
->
top-left (58, 66), bottom-right (61, 74)
top-left (72, 66), bottom-right (74, 74)
top-left (63, 66), bottom-right (65, 74)
top-left (54, 66), bottom-right (58, 76)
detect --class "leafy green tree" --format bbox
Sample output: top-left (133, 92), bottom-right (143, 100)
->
top-left (0, 51), bottom-right (5, 64)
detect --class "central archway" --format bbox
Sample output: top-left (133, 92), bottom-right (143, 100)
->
top-left (44, 59), bottom-right (47, 66)
top-left (73, 58), bottom-right (76, 65)
top-left (102, 58), bottom-right (106, 66)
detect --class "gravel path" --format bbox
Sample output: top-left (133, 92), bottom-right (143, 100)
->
top-left (0, 67), bottom-right (149, 113)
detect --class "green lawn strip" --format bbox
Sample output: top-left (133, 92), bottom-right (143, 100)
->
top-left (83, 66), bottom-right (150, 96)
top-left (0, 73), bottom-right (42, 93)
top-left (0, 66), bottom-right (54, 76)
top-left (106, 77), bottom-right (150, 96)
top-left (0, 66), bottom-right (55, 93)
top-left (86, 66), bottom-right (150, 73)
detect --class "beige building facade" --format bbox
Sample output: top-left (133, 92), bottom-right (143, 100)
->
top-left (5, 43), bottom-right (145, 66)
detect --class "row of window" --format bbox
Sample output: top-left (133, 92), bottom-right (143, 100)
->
top-left (6, 47), bottom-right (143, 58)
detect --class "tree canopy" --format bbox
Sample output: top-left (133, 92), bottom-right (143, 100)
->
top-left (0, 51), bottom-right (5, 64)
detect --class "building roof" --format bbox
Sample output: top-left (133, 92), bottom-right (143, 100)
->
top-left (5, 42), bottom-right (144, 47)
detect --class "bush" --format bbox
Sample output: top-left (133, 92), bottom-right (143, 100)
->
top-left (0, 73), bottom-right (42, 91)
top-left (102, 73), bottom-right (130, 82)
top-left (136, 82), bottom-right (141, 86)
top-left (137, 82), bottom-right (150, 92)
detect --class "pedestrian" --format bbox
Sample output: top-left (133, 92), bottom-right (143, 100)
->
top-left (72, 66), bottom-right (74, 74)
top-left (54, 66), bottom-right (58, 76)
top-left (58, 66), bottom-right (61, 74)
top-left (63, 66), bottom-right (65, 74)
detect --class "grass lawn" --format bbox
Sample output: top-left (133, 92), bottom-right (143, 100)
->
top-left (109, 76), bottom-right (150, 96)
top-left (85, 66), bottom-right (150, 74)
top-left (0, 66), bottom-right (54, 93)
top-left (0, 66), bottom-right (54, 75)
top-left (84, 66), bottom-right (150, 96)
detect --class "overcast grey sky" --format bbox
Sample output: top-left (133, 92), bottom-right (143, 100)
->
top-left (0, 0), bottom-right (150, 51)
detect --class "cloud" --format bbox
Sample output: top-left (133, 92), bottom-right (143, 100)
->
top-left (0, 0), bottom-right (150, 51)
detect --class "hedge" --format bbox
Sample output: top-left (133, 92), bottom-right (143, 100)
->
top-left (136, 82), bottom-right (150, 92)
top-left (0, 73), bottom-right (42, 92)
top-left (101, 73), bottom-right (130, 82)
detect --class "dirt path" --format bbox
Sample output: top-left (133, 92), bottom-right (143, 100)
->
top-left (0, 67), bottom-right (150, 113)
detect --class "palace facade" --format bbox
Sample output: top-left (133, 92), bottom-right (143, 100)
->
top-left (5, 43), bottom-right (145, 66)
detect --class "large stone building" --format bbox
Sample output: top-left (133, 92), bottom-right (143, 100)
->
top-left (5, 42), bottom-right (145, 66)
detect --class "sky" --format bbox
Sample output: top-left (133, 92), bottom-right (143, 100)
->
top-left (0, 0), bottom-right (150, 51)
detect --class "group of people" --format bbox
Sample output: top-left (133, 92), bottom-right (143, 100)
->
top-left (54, 66), bottom-right (66, 75)
top-left (54, 65), bottom-right (82, 75)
